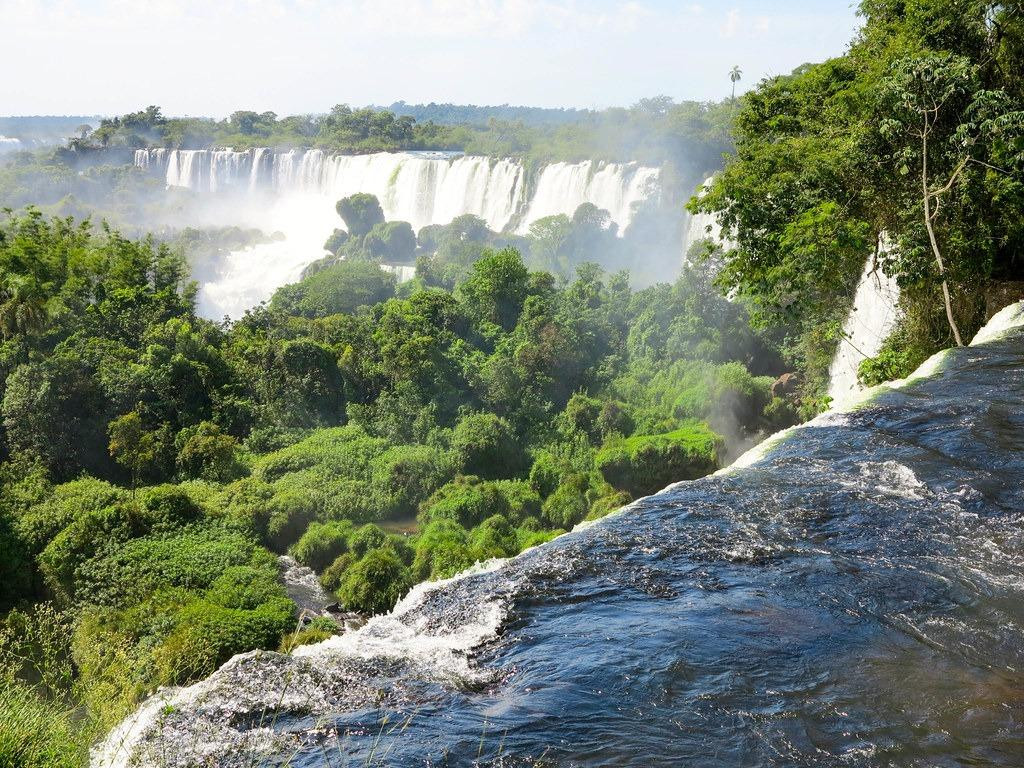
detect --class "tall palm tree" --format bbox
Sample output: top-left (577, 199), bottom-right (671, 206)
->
top-left (0, 276), bottom-right (48, 339)
top-left (730, 66), bottom-right (743, 101)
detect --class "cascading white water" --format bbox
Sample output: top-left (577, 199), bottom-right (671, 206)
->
top-left (135, 148), bottom-right (657, 235)
top-left (380, 264), bottom-right (416, 284)
top-left (134, 148), bottom-right (661, 319)
top-left (681, 176), bottom-right (735, 268)
top-left (519, 160), bottom-right (659, 233)
top-left (826, 252), bottom-right (902, 407)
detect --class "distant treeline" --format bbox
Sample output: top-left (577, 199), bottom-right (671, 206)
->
top-left (383, 101), bottom-right (596, 127)
top-left (56, 99), bottom-right (733, 177)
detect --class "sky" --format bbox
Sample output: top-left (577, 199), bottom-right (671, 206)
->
top-left (0, 0), bottom-right (861, 117)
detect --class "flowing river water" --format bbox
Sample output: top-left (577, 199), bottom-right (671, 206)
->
top-left (95, 302), bottom-right (1024, 767)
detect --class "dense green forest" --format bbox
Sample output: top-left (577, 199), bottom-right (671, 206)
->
top-left (693, 0), bottom-right (1024, 388)
top-left (0, 208), bottom-right (791, 762)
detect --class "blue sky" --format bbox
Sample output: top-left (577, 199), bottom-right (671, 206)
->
top-left (0, 0), bottom-right (861, 116)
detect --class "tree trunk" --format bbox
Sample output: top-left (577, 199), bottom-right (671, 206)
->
top-left (921, 131), bottom-right (965, 347)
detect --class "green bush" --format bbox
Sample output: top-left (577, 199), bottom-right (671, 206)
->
top-left (595, 423), bottom-right (720, 497)
top-left (451, 412), bottom-right (523, 478)
top-left (37, 502), bottom-right (152, 599)
top-left (412, 519), bottom-right (472, 581)
top-left (588, 490), bottom-right (633, 520)
top-left (265, 489), bottom-right (319, 551)
top-left (0, 512), bottom-right (31, 609)
top-left (290, 519), bottom-right (353, 572)
top-left (141, 484), bottom-right (202, 531)
top-left (15, 477), bottom-right (128, 556)
top-left (320, 552), bottom-right (357, 592)
top-left (540, 474), bottom-right (591, 530)
top-left (204, 565), bottom-right (285, 610)
top-left (67, 526), bottom-right (277, 607)
top-left (418, 475), bottom-right (505, 528)
top-left (369, 443), bottom-right (453, 519)
top-left (271, 260), bottom-right (396, 318)
top-left (468, 514), bottom-right (519, 561)
top-left (492, 479), bottom-right (542, 525)
top-left (338, 547), bottom-right (413, 615)
top-left (348, 523), bottom-right (389, 559)
top-left (153, 596), bottom-right (295, 684)
top-left (175, 421), bottom-right (243, 481)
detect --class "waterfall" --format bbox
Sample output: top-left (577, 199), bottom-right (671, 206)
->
top-left (518, 160), bottom-right (659, 233)
top-left (380, 264), bottom-right (416, 284)
top-left (826, 252), bottom-right (902, 407)
top-left (136, 148), bottom-right (658, 236)
top-left (134, 148), bottom-right (661, 319)
top-left (681, 176), bottom-right (734, 268)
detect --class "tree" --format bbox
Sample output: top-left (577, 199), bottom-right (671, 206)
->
top-left (456, 248), bottom-right (531, 331)
top-left (0, 275), bottom-right (48, 339)
top-left (730, 65), bottom-right (742, 101)
top-left (175, 421), bottom-right (239, 481)
top-left (107, 411), bottom-right (160, 494)
top-left (880, 54), bottom-right (1024, 346)
top-left (335, 194), bottom-right (385, 238)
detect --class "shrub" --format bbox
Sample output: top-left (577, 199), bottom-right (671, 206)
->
top-left (412, 519), bottom-right (471, 581)
top-left (265, 490), bottom-right (319, 551)
top-left (451, 412), bottom-right (522, 478)
top-left (141, 484), bottom-right (202, 531)
top-left (290, 520), bottom-right (353, 572)
top-left (595, 422), bottom-right (720, 497)
top-left (370, 444), bottom-right (453, 519)
top-left (15, 477), bottom-right (128, 556)
top-left (67, 527), bottom-right (276, 607)
top-left (175, 421), bottom-right (243, 481)
top-left (37, 502), bottom-right (152, 599)
top-left (540, 475), bottom-right (590, 530)
top-left (418, 475), bottom-right (505, 528)
top-left (492, 479), bottom-right (542, 525)
top-left (153, 596), bottom-right (295, 684)
top-left (271, 260), bottom-right (396, 318)
top-left (204, 565), bottom-right (285, 610)
top-left (348, 523), bottom-right (389, 559)
top-left (320, 552), bottom-right (356, 592)
top-left (338, 547), bottom-right (413, 615)
top-left (588, 490), bottom-right (632, 520)
top-left (468, 514), bottom-right (519, 561)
